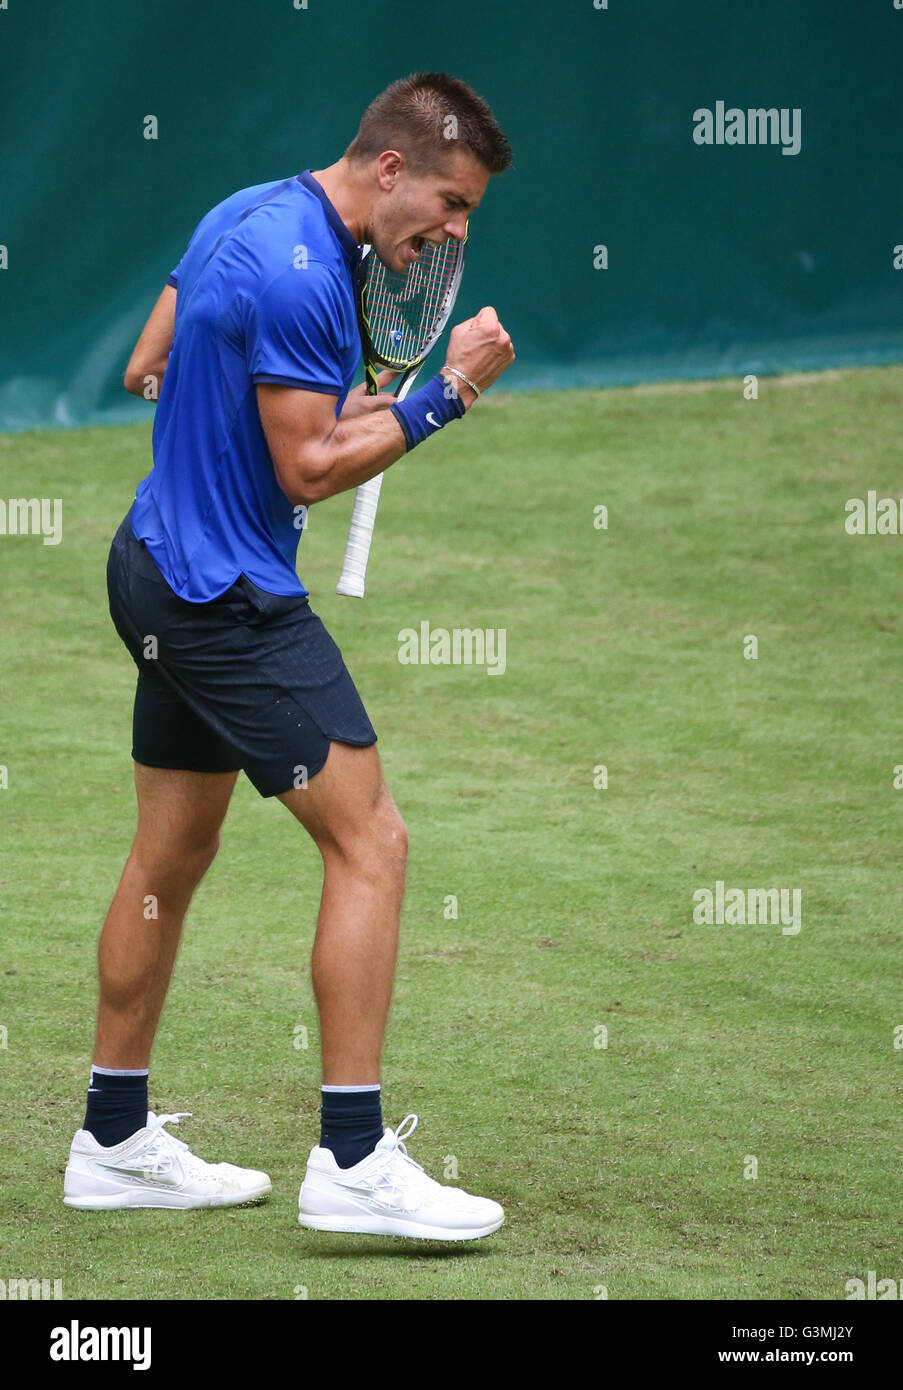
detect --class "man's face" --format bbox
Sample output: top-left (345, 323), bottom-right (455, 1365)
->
top-left (370, 147), bottom-right (489, 273)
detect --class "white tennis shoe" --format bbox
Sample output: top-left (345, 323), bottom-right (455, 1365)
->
top-left (63, 1111), bottom-right (272, 1210)
top-left (297, 1113), bottom-right (504, 1241)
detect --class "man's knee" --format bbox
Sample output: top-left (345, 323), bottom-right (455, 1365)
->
top-left (378, 797), bottom-right (408, 864)
top-left (278, 742), bottom-right (407, 873)
top-left (175, 831), bottom-right (221, 882)
top-left (134, 829), bottom-right (221, 884)
top-left (192, 831), bottom-right (222, 872)
top-left (329, 794), bottom-right (407, 877)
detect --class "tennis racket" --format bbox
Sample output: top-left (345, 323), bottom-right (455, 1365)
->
top-left (336, 224), bottom-right (468, 597)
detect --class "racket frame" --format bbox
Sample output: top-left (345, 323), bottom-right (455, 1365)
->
top-left (336, 227), bottom-right (468, 598)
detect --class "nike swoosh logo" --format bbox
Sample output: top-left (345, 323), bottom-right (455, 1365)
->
top-left (102, 1159), bottom-right (182, 1184)
top-left (425, 412), bottom-right (439, 428)
top-left (331, 1178), bottom-right (420, 1216)
top-left (340, 1188), bottom-right (409, 1216)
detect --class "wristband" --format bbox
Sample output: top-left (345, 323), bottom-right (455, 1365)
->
top-left (390, 371), bottom-right (467, 452)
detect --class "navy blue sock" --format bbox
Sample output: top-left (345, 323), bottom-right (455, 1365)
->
top-left (83, 1067), bottom-right (149, 1147)
top-left (319, 1085), bottom-right (384, 1169)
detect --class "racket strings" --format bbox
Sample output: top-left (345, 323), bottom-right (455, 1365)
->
top-left (364, 238), bottom-right (461, 366)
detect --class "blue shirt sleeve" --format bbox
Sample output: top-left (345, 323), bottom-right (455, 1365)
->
top-left (246, 260), bottom-right (351, 394)
top-left (167, 217), bottom-right (205, 289)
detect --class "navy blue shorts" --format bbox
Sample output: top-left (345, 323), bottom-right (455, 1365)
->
top-left (106, 513), bottom-right (377, 797)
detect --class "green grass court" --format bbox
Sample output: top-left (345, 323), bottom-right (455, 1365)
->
top-left (1, 365), bottom-right (900, 1299)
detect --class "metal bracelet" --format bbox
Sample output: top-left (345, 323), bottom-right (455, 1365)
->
top-left (441, 365), bottom-right (481, 399)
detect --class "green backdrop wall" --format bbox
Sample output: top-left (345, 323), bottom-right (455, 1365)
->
top-left (0, 0), bottom-right (900, 429)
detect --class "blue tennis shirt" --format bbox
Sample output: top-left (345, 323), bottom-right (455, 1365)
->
top-left (130, 171), bottom-right (362, 602)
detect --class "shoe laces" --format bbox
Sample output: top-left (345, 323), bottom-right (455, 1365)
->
top-left (143, 1112), bottom-right (194, 1174)
top-left (370, 1114), bottom-right (440, 1208)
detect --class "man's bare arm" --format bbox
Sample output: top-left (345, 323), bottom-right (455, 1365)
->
top-left (256, 380), bottom-right (426, 506)
top-left (124, 285), bottom-right (177, 396)
top-left (257, 306), bottom-right (514, 507)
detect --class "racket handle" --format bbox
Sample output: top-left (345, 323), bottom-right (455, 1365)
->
top-left (335, 366), bottom-right (422, 598)
top-left (336, 473), bottom-right (385, 597)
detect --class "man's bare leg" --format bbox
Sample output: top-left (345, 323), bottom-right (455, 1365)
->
top-left (92, 763), bottom-right (239, 1069)
top-left (287, 741), bottom-right (505, 1238)
top-left (65, 762), bottom-right (273, 1210)
top-left (276, 741), bottom-right (407, 1084)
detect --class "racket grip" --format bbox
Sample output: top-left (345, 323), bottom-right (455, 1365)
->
top-left (335, 365), bottom-right (423, 597)
top-left (336, 473), bottom-right (385, 597)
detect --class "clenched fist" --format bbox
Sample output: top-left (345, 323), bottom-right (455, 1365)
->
top-left (441, 307), bottom-right (515, 408)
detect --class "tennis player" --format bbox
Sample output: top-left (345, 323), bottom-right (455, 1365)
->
top-left (63, 73), bottom-right (515, 1240)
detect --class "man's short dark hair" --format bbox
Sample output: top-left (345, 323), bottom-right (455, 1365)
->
top-left (345, 72), bottom-right (513, 178)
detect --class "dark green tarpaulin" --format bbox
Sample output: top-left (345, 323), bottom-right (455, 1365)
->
top-left (0, 0), bottom-right (900, 429)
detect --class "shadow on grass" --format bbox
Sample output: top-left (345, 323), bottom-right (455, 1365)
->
top-left (294, 1237), bottom-right (499, 1260)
